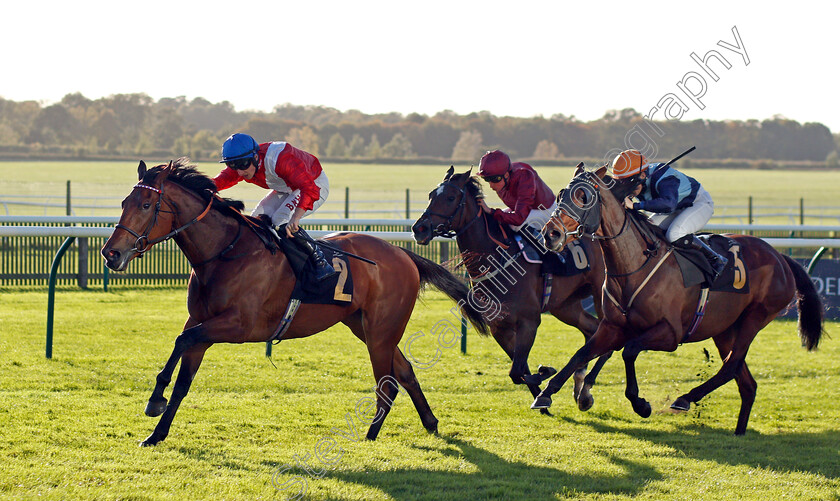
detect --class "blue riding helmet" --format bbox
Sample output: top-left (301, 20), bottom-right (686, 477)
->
top-left (219, 133), bottom-right (259, 163)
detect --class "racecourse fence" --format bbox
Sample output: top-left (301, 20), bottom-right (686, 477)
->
top-left (0, 217), bottom-right (456, 287)
top-left (1, 215), bottom-right (839, 288)
top-left (4, 190), bottom-right (840, 225)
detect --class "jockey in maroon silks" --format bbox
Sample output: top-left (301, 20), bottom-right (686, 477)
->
top-left (213, 133), bottom-right (337, 281)
top-left (476, 150), bottom-right (557, 249)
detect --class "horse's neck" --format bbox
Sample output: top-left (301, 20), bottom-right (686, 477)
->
top-left (596, 185), bottom-right (653, 278)
top-left (456, 199), bottom-right (520, 279)
top-left (168, 185), bottom-right (243, 269)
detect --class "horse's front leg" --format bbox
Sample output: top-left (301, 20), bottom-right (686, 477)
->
top-left (141, 308), bottom-right (253, 446)
top-left (141, 343), bottom-right (210, 446)
top-left (622, 321), bottom-right (679, 419)
top-left (532, 320), bottom-right (627, 410)
top-left (145, 317), bottom-right (199, 417)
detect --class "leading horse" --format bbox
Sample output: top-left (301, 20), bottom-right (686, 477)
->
top-left (533, 164), bottom-right (824, 434)
top-left (101, 158), bottom-right (488, 446)
top-left (412, 167), bottom-right (612, 411)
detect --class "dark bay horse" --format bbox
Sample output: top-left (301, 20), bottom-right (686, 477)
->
top-left (101, 158), bottom-right (488, 446)
top-left (533, 164), bottom-right (823, 434)
top-left (412, 167), bottom-right (612, 411)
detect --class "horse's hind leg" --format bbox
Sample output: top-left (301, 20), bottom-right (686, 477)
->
top-left (490, 323), bottom-right (550, 413)
top-left (673, 323), bottom-right (760, 435)
top-left (393, 348), bottom-right (438, 434)
top-left (343, 310), bottom-right (403, 441)
top-left (733, 361), bottom-right (757, 435)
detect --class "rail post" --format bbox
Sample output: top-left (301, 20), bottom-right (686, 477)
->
top-left (46, 236), bottom-right (76, 359)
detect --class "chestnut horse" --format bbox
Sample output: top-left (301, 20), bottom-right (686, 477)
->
top-left (101, 158), bottom-right (488, 446)
top-left (533, 165), bottom-right (823, 434)
top-left (412, 167), bottom-right (612, 411)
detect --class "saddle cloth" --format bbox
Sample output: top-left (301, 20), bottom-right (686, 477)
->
top-left (673, 234), bottom-right (749, 293)
top-left (514, 234), bottom-right (590, 277)
top-left (276, 231), bottom-right (354, 306)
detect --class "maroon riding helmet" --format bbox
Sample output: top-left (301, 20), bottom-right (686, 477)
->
top-left (478, 150), bottom-right (511, 180)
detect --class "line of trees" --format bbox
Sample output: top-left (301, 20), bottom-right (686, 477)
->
top-left (1, 93), bottom-right (838, 165)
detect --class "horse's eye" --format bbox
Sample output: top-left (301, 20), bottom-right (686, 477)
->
top-left (447, 196), bottom-right (455, 202)
top-left (142, 202), bottom-right (151, 210)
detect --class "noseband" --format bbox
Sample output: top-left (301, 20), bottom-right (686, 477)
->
top-left (114, 174), bottom-right (214, 257)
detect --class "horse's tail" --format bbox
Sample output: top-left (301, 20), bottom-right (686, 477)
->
top-left (399, 248), bottom-right (490, 336)
top-left (782, 254), bottom-right (824, 351)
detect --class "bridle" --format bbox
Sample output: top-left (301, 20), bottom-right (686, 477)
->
top-left (420, 181), bottom-right (481, 238)
top-left (549, 172), bottom-right (634, 243)
top-left (114, 170), bottom-right (214, 258)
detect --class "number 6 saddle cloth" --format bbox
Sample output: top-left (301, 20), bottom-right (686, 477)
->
top-left (673, 233), bottom-right (750, 293)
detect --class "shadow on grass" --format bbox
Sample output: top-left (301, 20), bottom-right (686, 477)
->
top-left (564, 416), bottom-right (840, 480)
top-left (322, 436), bottom-right (661, 500)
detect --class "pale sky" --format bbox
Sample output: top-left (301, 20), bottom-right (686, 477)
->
top-left (4, 1), bottom-right (838, 132)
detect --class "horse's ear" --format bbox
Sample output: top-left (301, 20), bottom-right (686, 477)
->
top-left (574, 162), bottom-right (585, 176)
top-left (152, 161), bottom-right (172, 185)
top-left (594, 164), bottom-right (608, 178)
top-left (137, 161), bottom-right (147, 181)
top-left (445, 165), bottom-right (455, 180)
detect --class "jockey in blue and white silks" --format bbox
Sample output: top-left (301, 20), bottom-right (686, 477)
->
top-left (612, 149), bottom-right (728, 278)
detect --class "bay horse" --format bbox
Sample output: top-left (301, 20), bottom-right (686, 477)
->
top-left (412, 166), bottom-right (612, 411)
top-left (100, 158), bottom-right (488, 446)
top-left (533, 164), bottom-right (824, 434)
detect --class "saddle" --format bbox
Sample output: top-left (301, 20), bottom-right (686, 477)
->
top-left (265, 222), bottom-right (354, 305)
top-left (626, 211), bottom-right (748, 293)
top-left (672, 234), bottom-right (749, 293)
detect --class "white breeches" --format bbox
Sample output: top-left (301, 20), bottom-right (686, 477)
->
top-left (648, 187), bottom-right (714, 242)
top-left (251, 171), bottom-right (330, 226)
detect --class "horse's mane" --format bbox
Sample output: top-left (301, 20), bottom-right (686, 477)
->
top-left (142, 157), bottom-right (246, 214)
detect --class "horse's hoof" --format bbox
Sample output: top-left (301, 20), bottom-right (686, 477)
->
top-left (537, 365), bottom-right (557, 377)
top-left (144, 398), bottom-right (167, 417)
top-left (670, 397), bottom-right (691, 412)
top-left (531, 395), bottom-right (552, 410)
top-left (522, 374), bottom-right (543, 386)
top-left (424, 420), bottom-right (439, 435)
top-left (139, 433), bottom-right (163, 447)
top-left (633, 399), bottom-right (652, 418)
top-left (577, 391), bottom-right (594, 412)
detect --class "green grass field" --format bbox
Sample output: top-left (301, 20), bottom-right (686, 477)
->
top-left (1, 287), bottom-right (838, 500)
top-left (1, 161), bottom-right (839, 223)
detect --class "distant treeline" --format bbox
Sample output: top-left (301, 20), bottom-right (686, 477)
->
top-left (1, 93), bottom-right (838, 167)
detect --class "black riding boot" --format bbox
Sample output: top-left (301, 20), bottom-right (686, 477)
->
top-left (681, 234), bottom-right (728, 279)
top-left (291, 228), bottom-right (338, 281)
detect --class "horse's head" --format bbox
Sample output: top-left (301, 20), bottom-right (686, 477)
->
top-left (412, 166), bottom-right (481, 244)
top-left (101, 160), bottom-right (179, 271)
top-left (543, 164), bottom-right (609, 252)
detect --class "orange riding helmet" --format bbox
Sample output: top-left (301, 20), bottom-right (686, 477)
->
top-left (611, 149), bottom-right (648, 179)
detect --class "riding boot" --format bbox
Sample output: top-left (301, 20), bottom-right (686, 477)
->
top-left (681, 234), bottom-right (728, 279)
top-left (517, 224), bottom-right (548, 257)
top-left (290, 227), bottom-right (339, 281)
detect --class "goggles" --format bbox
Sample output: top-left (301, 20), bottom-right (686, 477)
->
top-left (482, 174), bottom-right (505, 183)
top-left (226, 157), bottom-right (254, 171)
